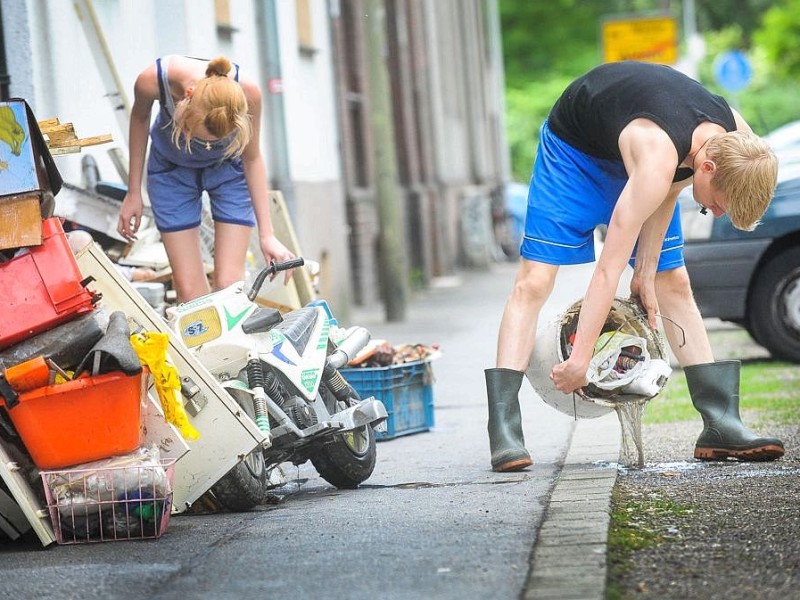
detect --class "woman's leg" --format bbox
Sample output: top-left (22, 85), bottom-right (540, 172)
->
top-left (212, 221), bottom-right (253, 291)
top-left (161, 228), bottom-right (210, 303)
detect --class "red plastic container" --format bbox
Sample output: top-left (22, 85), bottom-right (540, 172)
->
top-left (0, 370), bottom-right (145, 469)
top-left (0, 217), bottom-right (98, 350)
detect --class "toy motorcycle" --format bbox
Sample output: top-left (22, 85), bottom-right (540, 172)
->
top-left (169, 258), bottom-right (387, 510)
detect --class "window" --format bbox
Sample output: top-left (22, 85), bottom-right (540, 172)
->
top-left (215, 0), bottom-right (237, 39)
top-left (296, 0), bottom-right (316, 55)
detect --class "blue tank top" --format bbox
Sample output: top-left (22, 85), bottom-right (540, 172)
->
top-left (149, 56), bottom-right (241, 168)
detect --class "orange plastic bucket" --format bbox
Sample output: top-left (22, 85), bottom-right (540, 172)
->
top-left (0, 369), bottom-right (146, 469)
top-left (4, 356), bottom-right (51, 392)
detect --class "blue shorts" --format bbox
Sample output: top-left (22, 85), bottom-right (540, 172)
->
top-left (520, 121), bottom-right (684, 272)
top-left (146, 147), bottom-right (257, 233)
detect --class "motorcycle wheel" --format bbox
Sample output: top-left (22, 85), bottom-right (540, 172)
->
top-left (211, 388), bottom-right (268, 511)
top-left (310, 381), bottom-right (377, 489)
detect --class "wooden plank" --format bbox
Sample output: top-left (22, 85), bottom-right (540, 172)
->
top-left (37, 118), bottom-right (113, 153)
top-left (48, 146), bottom-right (81, 155)
top-left (41, 123), bottom-right (75, 137)
top-left (37, 118), bottom-right (60, 129)
top-left (0, 195), bottom-right (42, 250)
top-left (268, 191), bottom-right (317, 306)
top-left (76, 134), bottom-right (113, 147)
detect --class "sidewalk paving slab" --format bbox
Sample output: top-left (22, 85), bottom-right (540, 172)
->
top-left (524, 413), bottom-right (621, 600)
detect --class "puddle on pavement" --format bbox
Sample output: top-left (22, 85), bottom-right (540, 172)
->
top-left (641, 461), bottom-right (705, 473)
top-left (361, 474), bottom-right (531, 490)
top-left (609, 460), bottom-right (706, 475)
top-left (711, 466), bottom-right (800, 479)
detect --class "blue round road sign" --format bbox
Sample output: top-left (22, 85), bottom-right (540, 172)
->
top-left (713, 50), bottom-right (752, 92)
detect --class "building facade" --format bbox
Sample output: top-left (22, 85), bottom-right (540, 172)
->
top-left (1, 0), bottom-right (509, 318)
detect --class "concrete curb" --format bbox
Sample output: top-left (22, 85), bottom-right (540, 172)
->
top-left (524, 412), bottom-right (622, 600)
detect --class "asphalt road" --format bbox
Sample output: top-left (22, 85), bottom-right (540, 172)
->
top-left (0, 260), bottom-right (608, 599)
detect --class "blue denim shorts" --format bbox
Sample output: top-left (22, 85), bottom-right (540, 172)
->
top-left (146, 147), bottom-right (256, 233)
top-left (521, 121), bottom-right (684, 272)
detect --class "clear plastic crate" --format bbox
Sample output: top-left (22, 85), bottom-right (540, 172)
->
top-left (41, 457), bottom-right (175, 544)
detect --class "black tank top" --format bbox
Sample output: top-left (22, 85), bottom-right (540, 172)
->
top-left (548, 61), bottom-right (736, 181)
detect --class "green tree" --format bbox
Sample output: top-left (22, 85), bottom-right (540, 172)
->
top-left (753, 0), bottom-right (800, 79)
top-left (697, 0), bottom-right (777, 43)
top-left (499, 0), bottom-right (800, 180)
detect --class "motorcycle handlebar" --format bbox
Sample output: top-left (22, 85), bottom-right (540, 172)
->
top-left (246, 257), bottom-right (306, 301)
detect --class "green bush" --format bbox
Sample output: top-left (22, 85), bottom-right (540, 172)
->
top-left (505, 76), bottom-right (574, 182)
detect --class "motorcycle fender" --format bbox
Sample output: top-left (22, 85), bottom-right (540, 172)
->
top-left (326, 397), bottom-right (388, 431)
top-left (261, 306), bottom-right (330, 400)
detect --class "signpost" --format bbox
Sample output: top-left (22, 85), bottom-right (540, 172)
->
top-left (602, 15), bottom-right (678, 64)
top-left (713, 50), bottom-right (752, 109)
top-left (713, 50), bottom-right (753, 93)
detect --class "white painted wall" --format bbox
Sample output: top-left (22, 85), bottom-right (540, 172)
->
top-left (5, 0), bottom-right (341, 191)
top-left (276, 0), bottom-right (341, 182)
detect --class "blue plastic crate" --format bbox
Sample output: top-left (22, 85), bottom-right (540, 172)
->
top-left (341, 360), bottom-right (435, 440)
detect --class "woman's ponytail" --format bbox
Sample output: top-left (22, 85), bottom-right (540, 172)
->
top-left (171, 56), bottom-right (251, 157)
top-left (206, 56), bottom-right (232, 78)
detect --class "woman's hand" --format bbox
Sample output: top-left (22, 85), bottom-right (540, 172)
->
top-left (550, 357), bottom-right (589, 395)
top-left (260, 234), bottom-right (296, 284)
top-left (118, 191), bottom-right (144, 241)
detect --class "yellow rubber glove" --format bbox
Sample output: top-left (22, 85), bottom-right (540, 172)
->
top-left (130, 332), bottom-right (200, 441)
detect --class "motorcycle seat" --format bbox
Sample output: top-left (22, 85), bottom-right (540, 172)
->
top-left (242, 307), bottom-right (283, 334)
top-left (272, 307), bottom-right (319, 354)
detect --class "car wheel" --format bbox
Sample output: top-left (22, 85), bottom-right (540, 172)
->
top-left (742, 318), bottom-right (764, 346)
top-left (748, 247), bottom-right (800, 363)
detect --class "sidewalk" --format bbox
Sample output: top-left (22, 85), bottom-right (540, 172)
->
top-left (349, 262), bottom-right (781, 600)
top-left (350, 260), bottom-right (623, 599)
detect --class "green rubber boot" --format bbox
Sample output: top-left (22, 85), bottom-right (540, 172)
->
top-left (685, 360), bottom-right (784, 461)
top-left (486, 368), bottom-right (533, 472)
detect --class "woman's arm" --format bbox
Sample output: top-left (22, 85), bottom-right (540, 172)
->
top-left (118, 65), bottom-right (159, 240)
top-left (239, 79), bottom-right (295, 272)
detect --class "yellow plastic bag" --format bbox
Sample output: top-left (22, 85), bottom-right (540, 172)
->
top-left (130, 332), bottom-right (200, 441)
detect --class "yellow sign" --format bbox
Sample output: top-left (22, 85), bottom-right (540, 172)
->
top-left (602, 15), bottom-right (678, 64)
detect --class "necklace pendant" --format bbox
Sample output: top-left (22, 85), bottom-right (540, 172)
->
top-left (205, 141), bottom-right (212, 151)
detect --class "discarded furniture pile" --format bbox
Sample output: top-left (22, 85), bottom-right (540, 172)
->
top-left (0, 100), bottom-right (266, 546)
top-left (0, 99), bottom-right (440, 547)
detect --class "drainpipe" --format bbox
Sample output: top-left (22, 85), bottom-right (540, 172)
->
top-left (255, 0), bottom-right (295, 219)
top-left (0, 3), bottom-right (9, 100)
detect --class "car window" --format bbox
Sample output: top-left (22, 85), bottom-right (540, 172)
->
top-left (766, 120), bottom-right (800, 152)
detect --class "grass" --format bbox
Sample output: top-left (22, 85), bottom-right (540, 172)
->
top-left (606, 487), bottom-right (694, 600)
top-left (644, 360), bottom-right (800, 426)
top-left (607, 333), bottom-right (799, 598)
